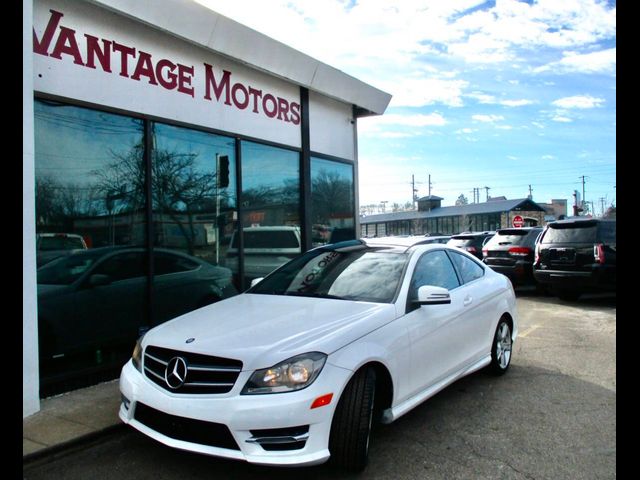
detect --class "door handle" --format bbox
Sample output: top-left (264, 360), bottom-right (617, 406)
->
top-left (463, 296), bottom-right (473, 306)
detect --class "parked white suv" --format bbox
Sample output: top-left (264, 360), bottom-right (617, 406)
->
top-left (225, 226), bottom-right (301, 282)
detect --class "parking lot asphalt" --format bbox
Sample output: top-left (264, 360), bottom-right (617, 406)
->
top-left (23, 289), bottom-right (616, 479)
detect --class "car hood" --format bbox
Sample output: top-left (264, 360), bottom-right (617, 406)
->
top-left (142, 293), bottom-right (397, 371)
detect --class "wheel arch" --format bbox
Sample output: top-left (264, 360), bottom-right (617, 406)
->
top-left (337, 361), bottom-right (393, 425)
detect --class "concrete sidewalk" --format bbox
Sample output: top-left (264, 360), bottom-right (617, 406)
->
top-left (23, 379), bottom-right (123, 460)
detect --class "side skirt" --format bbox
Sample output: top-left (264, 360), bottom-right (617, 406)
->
top-left (380, 355), bottom-right (491, 424)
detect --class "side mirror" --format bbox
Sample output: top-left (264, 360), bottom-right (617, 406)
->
top-left (415, 285), bottom-right (451, 305)
top-left (250, 277), bottom-right (264, 288)
top-left (88, 274), bottom-right (112, 287)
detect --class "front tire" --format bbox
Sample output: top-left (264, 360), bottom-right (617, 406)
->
top-left (329, 368), bottom-right (376, 472)
top-left (488, 318), bottom-right (513, 375)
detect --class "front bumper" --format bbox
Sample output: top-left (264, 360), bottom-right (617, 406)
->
top-left (119, 360), bottom-right (352, 466)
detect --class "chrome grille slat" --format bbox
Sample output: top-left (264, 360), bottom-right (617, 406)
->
top-left (144, 366), bottom-right (165, 382)
top-left (145, 353), bottom-right (168, 366)
top-left (184, 382), bottom-right (235, 387)
top-left (188, 365), bottom-right (242, 373)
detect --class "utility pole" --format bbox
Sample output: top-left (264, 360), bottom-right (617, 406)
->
top-left (528, 184), bottom-right (533, 199)
top-left (579, 175), bottom-right (588, 213)
top-left (484, 186), bottom-right (490, 202)
top-left (599, 197), bottom-right (606, 217)
top-left (411, 174), bottom-right (418, 210)
top-left (428, 174), bottom-right (432, 196)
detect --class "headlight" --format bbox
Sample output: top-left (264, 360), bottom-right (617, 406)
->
top-left (131, 336), bottom-right (144, 372)
top-left (241, 352), bottom-right (327, 394)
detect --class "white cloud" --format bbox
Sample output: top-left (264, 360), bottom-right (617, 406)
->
top-left (552, 95), bottom-right (605, 109)
top-left (358, 113), bottom-right (447, 136)
top-left (534, 48), bottom-right (616, 75)
top-left (552, 115), bottom-right (572, 123)
top-left (541, 155), bottom-right (555, 160)
top-left (500, 99), bottom-right (534, 107)
top-left (366, 113), bottom-right (447, 127)
top-left (496, 125), bottom-right (514, 130)
top-left (455, 128), bottom-right (477, 134)
top-left (382, 78), bottom-right (469, 108)
top-left (467, 92), bottom-right (496, 104)
top-left (467, 93), bottom-right (532, 107)
top-left (472, 114), bottom-right (505, 123)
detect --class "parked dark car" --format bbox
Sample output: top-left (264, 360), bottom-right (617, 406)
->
top-left (37, 246), bottom-right (238, 363)
top-left (482, 227), bottom-right (543, 285)
top-left (533, 218), bottom-right (616, 300)
top-left (447, 231), bottom-right (495, 260)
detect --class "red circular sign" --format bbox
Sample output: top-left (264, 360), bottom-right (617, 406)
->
top-left (512, 215), bottom-right (524, 228)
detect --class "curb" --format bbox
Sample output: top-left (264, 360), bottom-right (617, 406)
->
top-left (23, 423), bottom-right (127, 465)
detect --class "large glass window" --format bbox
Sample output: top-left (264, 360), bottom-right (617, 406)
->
top-left (311, 157), bottom-right (355, 246)
top-left (239, 141), bottom-right (301, 285)
top-left (151, 123), bottom-right (239, 325)
top-left (34, 100), bottom-right (145, 394)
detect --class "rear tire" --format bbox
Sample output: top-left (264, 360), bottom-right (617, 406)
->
top-left (329, 368), bottom-right (376, 472)
top-left (488, 318), bottom-right (512, 375)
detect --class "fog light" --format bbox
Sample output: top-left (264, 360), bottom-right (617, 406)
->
top-left (121, 394), bottom-right (131, 410)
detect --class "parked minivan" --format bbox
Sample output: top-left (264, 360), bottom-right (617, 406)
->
top-left (533, 218), bottom-right (616, 300)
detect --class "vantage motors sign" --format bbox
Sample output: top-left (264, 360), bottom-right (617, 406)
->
top-left (32, 0), bottom-right (302, 147)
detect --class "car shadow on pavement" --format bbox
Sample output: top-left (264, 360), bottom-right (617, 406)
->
top-left (514, 285), bottom-right (616, 309)
top-left (23, 364), bottom-right (616, 480)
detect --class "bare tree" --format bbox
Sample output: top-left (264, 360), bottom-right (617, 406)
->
top-left (93, 143), bottom-right (226, 254)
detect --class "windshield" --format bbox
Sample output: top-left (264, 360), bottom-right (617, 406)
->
top-left (249, 247), bottom-right (408, 303)
top-left (37, 249), bottom-right (107, 285)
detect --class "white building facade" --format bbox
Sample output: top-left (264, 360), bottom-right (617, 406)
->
top-left (24, 0), bottom-right (390, 416)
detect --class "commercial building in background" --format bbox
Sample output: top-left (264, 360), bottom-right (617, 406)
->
top-left (361, 196), bottom-right (547, 237)
top-left (23, 0), bottom-right (391, 416)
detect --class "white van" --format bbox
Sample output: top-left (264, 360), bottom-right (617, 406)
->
top-left (225, 226), bottom-right (301, 282)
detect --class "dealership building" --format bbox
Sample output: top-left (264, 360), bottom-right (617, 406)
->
top-left (23, 0), bottom-right (391, 416)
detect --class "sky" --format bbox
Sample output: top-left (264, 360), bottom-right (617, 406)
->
top-left (196, 0), bottom-right (616, 216)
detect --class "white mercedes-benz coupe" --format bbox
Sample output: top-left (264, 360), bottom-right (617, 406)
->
top-left (119, 237), bottom-right (517, 471)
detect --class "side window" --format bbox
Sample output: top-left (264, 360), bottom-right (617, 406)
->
top-left (448, 251), bottom-right (484, 284)
top-left (409, 250), bottom-right (460, 301)
top-left (154, 252), bottom-right (199, 275)
top-left (92, 252), bottom-right (145, 282)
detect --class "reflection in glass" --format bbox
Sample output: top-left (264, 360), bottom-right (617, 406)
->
top-left (236, 141), bottom-right (301, 285)
top-left (34, 100), bottom-right (145, 394)
top-left (152, 123), bottom-right (239, 325)
top-left (250, 246), bottom-right (407, 303)
top-left (310, 158), bottom-right (355, 246)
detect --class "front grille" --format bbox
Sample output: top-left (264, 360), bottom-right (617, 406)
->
top-left (143, 346), bottom-right (242, 394)
top-left (134, 402), bottom-right (239, 450)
